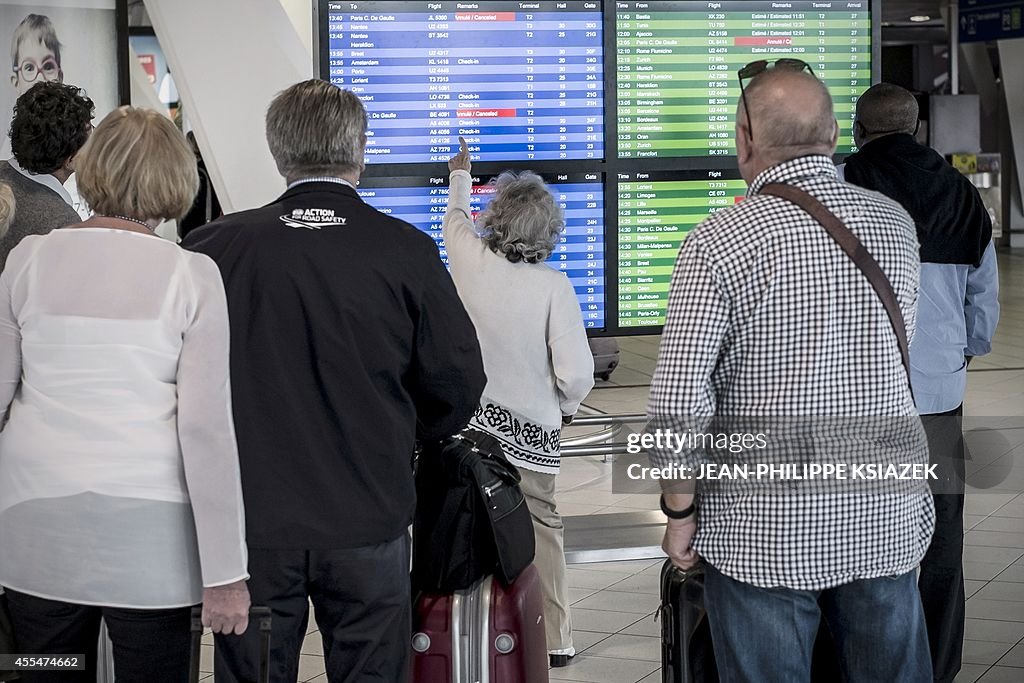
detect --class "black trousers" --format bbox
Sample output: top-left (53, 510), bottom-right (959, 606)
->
top-left (1, 593), bottom-right (18, 682)
top-left (811, 405), bottom-right (966, 683)
top-left (3, 590), bottom-right (191, 683)
top-left (919, 405), bottom-right (967, 683)
top-left (214, 534), bottom-right (411, 683)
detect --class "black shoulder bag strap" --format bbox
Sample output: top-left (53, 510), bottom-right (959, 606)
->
top-left (759, 183), bottom-right (912, 387)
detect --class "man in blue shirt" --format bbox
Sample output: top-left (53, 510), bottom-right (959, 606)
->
top-left (841, 83), bottom-right (1000, 683)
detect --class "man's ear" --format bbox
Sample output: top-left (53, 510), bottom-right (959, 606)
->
top-left (736, 123), bottom-right (752, 162)
top-left (10, 74), bottom-right (17, 88)
top-left (831, 119), bottom-right (840, 150)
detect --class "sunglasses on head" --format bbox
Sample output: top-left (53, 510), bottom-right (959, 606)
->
top-left (737, 59), bottom-right (815, 141)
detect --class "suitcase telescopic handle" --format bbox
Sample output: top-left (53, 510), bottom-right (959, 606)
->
top-left (189, 606), bottom-right (273, 683)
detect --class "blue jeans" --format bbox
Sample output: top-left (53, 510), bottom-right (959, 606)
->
top-left (705, 563), bottom-right (932, 683)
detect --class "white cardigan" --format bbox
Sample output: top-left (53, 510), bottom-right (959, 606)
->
top-left (442, 170), bottom-right (594, 474)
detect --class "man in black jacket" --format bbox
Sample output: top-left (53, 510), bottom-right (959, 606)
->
top-left (183, 80), bottom-right (486, 683)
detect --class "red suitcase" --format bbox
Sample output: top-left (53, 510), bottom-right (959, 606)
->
top-left (412, 564), bottom-right (549, 683)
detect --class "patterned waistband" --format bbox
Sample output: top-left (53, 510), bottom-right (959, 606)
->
top-left (470, 401), bottom-right (561, 474)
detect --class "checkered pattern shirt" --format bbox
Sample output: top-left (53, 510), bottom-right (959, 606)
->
top-left (648, 155), bottom-right (936, 590)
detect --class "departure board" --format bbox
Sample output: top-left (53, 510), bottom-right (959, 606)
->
top-left (318, 0), bottom-right (880, 335)
top-left (357, 173), bottom-right (607, 328)
top-left (617, 169), bottom-right (746, 327)
top-left (324, 1), bottom-right (605, 164)
top-left (616, 1), bottom-right (872, 158)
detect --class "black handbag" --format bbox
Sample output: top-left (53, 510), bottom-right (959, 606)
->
top-left (412, 428), bottom-right (536, 592)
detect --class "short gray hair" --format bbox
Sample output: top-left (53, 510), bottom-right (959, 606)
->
top-left (738, 69), bottom-right (836, 165)
top-left (477, 171), bottom-right (564, 264)
top-left (855, 83), bottom-right (919, 136)
top-left (266, 80), bottom-right (366, 179)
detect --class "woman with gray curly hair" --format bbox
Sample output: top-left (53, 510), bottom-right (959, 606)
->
top-left (443, 138), bottom-right (594, 668)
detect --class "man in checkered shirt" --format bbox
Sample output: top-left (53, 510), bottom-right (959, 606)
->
top-left (649, 69), bottom-right (936, 681)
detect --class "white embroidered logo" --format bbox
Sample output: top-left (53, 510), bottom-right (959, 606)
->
top-left (280, 208), bottom-right (348, 230)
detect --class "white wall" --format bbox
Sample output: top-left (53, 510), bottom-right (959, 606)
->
top-left (128, 45), bottom-right (178, 241)
top-left (281, 0), bottom-right (314, 55)
top-left (998, 40), bottom-right (1024, 247)
top-left (145, 0), bottom-right (313, 212)
top-left (999, 41), bottom-right (1024, 206)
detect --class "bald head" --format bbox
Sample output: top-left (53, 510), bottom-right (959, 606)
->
top-left (854, 83), bottom-right (918, 145)
top-left (737, 69), bottom-right (837, 166)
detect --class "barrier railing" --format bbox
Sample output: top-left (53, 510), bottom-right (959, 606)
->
top-left (557, 409), bottom-right (667, 563)
top-left (560, 411), bottom-right (647, 457)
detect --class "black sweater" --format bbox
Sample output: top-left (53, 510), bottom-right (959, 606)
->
top-left (183, 182), bottom-right (486, 549)
top-left (843, 134), bottom-right (991, 266)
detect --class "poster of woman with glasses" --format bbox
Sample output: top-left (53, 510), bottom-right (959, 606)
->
top-left (0, 0), bottom-right (121, 160)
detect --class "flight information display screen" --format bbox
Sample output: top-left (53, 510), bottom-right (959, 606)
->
top-left (318, 0), bottom-right (879, 334)
top-left (357, 173), bottom-right (607, 328)
top-left (617, 169), bottom-right (746, 327)
top-left (616, 0), bottom-right (871, 158)
top-left (324, 1), bottom-right (605, 164)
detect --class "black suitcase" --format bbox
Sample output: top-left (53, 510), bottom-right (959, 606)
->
top-left (189, 606), bottom-right (272, 683)
top-left (659, 560), bottom-right (719, 683)
top-left (589, 337), bottom-right (620, 381)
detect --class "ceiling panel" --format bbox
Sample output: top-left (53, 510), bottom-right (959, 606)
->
top-left (881, 0), bottom-right (946, 25)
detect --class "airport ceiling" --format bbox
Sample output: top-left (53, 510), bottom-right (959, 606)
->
top-left (126, 0), bottom-right (953, 28)
top-left (124, 0), bottom-right (956, 46)
top-left (881, 0), bottom-right (947, 26)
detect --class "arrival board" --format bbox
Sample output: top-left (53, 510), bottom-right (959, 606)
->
top-left (325, 1), bottom-right (605, 164)
top-left (616, 0), bottom-right (872, 158)
top-left (357, 173), bottom-right (607, 327)
top-left (617, 169), bottom-right (747, 327)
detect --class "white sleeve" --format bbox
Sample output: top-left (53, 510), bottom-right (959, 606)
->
top-left (177, 255), bottom-right (249, 588)
top-left (0, 267), bottom-right (22, 414)
top-left (548, 278), bottom-right (594, 416)
top-left (0, 267), bottom-right (14, 600)
top-left (965, 240), bottom-right (1000, 357)
top-left (442, 169), bottom-right (482, 265)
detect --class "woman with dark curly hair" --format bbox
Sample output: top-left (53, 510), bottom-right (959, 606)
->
top-left (443, 138), bottom-right (594, 669)
top-left (0, 81), bottom-right (94, 268)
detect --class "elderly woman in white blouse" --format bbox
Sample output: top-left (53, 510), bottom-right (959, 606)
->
top-left (0, 107), bottom-right (249, 681)
top-left (443, 138), bottom-right (595, 668)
